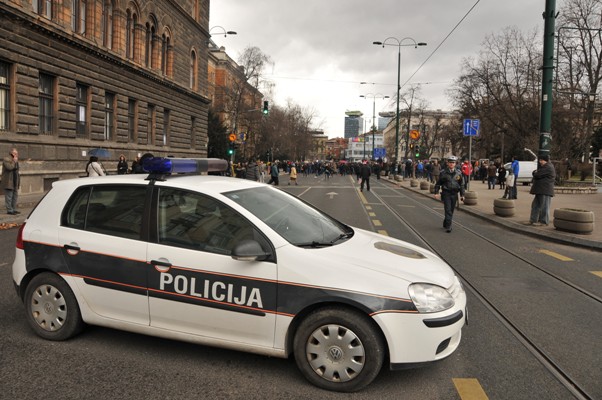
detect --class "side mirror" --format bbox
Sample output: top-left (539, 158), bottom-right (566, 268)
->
top-left (231, 240), bottom-right (270, 262)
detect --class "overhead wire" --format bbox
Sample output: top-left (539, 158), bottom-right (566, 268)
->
top-left (401, 0), bottom-right (482, 91)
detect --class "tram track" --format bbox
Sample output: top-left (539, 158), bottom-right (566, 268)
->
top-left (371, 183), bottom-right (598, 400)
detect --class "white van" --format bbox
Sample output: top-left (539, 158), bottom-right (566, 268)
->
top-left (504, 160), bottom-right (537, 185)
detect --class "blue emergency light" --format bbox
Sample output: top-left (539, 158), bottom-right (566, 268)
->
top-left (142, 157), bottom-right (228, 175)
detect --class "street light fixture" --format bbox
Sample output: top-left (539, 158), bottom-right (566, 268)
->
top-left (360, 93), bottom-right (390, 160)
top-left (209, 26), bottom-right (237, 37)
top-left (373, 37), bottom-right (426, 165)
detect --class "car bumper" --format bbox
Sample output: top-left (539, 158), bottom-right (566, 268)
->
top-left (373, 294), bottom-right (466, 365)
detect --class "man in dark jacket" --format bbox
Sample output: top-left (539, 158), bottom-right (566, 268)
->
top-left (2, 148), bottom-right (20, 215)
top-left (360, 160), bottom-right (371, 192)
top-left (528, 155), bottom-right (555, 226)
top-left (434, 156), bottom-right (465, 232)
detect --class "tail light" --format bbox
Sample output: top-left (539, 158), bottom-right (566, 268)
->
top-left (16, 223), bottom-right (25, 250)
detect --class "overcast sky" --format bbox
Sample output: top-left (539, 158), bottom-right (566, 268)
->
top-left (210, 0), bottom-right (558, 138)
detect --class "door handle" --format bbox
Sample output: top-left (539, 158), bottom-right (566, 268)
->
top-left (64, 243), bottom-right (81, 256)
top-left (151, 259), bottom-right (172, 272)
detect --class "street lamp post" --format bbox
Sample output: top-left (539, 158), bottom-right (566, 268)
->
top-left (360, 93), bottom-right (390, 160)
top-left (373, 38), bottom-right (426, 165)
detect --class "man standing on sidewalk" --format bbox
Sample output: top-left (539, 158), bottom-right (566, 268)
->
top-left (528, 155), bottom-right (555, 226)
top-left (2, 148), bottom-right (21, 215)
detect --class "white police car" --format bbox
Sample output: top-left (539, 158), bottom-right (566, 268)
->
top-left (12, 157), bottom-right (466, 392)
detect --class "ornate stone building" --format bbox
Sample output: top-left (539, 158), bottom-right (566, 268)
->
top-left (0, 0), bottom-right (211, 194)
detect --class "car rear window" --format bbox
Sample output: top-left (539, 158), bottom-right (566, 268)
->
top-left (62, 185), bottom-right (147, 240)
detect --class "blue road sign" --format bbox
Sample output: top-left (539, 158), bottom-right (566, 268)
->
top-left (374, 147), bottom-right (386, 158)
top-left (463, 119), bottom-right (480, 136)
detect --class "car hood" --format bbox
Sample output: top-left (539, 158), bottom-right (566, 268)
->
top-left (313, 228), bottom-right (456, 289)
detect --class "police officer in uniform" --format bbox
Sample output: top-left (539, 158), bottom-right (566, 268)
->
top-left (434, 156), bottom-right (465, 232)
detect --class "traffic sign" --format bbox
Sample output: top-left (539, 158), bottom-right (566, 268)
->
top-left (228, 133), bottom-right (237, 142)
top-left (374, 147), bottom-right (386, 159)
top-left (410, 130), bottom-right (420, 140)
top-left (463, 119), bottom-right (480, 136)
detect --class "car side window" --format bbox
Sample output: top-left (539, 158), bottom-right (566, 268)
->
top-left (62, 185), bottom-right (147, 240)
top-left (157, 188), bottom-right (260, 256)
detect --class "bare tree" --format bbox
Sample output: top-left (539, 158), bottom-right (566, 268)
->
top-left (555, 0), bottom-right (602, 160)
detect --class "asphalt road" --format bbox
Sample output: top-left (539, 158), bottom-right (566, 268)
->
top-left (1, 174), bottom-right (600, 399)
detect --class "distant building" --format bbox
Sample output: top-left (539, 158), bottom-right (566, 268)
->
top-left (325, 137), bottom-right (347, 160)
top-left (346, 133), bottom-right (384, 163)
top-left (344, 110), bottom-right (363, 139)
top-left (378, 112), bottom-right (395, 131)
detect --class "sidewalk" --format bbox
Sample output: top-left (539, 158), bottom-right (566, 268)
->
top-left (385, 177), bottom-right (602, 251)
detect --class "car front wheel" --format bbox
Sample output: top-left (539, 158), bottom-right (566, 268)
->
top-left (293, 307), bottom-right (385, 392)
top-left (24, 272), bottom-right (84, 341)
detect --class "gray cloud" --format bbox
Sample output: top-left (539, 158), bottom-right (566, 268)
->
top-left (210, 0), bottom-right (554, 137)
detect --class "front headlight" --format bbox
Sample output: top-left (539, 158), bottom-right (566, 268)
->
top-left (408, 283), bottom-right (455, 313)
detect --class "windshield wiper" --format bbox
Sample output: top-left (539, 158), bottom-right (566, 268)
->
top-left (297, 241), bottom-right (335, 248)
top-left (329, 232), bottom-right (353, 244)
top-left (297, 232), bottom-right (353, 248)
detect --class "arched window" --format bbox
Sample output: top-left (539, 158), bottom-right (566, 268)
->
top-left (161, 33), bottom-right (168, 74)
top-left (126, 9), bottom-right (138, 60)
top-left (145, 16), bottom-right (157, 68)
top-left (101, 0), bottom-right (114, 49)
top-left (190, 49), bottom-right (197, 90)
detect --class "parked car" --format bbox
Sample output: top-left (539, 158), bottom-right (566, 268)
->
top-left (504, 160), bottom-right (538, 185)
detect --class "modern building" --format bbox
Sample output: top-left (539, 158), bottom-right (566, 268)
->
top-left (0, 0), bottom-right (211, 194)
top-left (344, 110), bottom-right (363, 139)
top-left (378, 111), bottom-right (395, 131)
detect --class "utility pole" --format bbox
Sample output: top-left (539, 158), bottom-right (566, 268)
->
top-left (539, 0), bottom-right (557, 158)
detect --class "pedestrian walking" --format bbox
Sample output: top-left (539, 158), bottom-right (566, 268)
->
top-left (497, 164), bottom-right (507, 189)
top-left (528, 155), bottom-right (555, 226)
top-left (487, 162), bottom-right (497, 189)
top-left (246, 158), bottom-right (259, 182)
top-left (86, 156), bottom-right (106, 177)
top-left (288, 163), bottom-right (298, 185)
top-left (360, 160), bottom-right (371, 192)
top-left (2, 148), bottom-right (21, 215)
top-left (117, 154), bottom-right (128, 175)
top-left (432, 159), bottom-right (440, 184)
top-left (461, 159), bottom-right (472, 188)
top-left (434, 156), bottom-right (465, 232)
top-left (503, 169), bottom-right (515, 199)
top-left (267, 162), bottom-right (279, 186)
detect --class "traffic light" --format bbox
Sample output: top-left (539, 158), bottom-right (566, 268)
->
top-left (262, 100), bottom-right (269, 115)
top-left (227, 142), bottom-right (235, 156)
top-left (410, 143), bottom-right (414, 150)
top-left (415, 145), bottom-right (421, 158)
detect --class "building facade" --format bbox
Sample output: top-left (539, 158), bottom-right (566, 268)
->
top-left (0, 0), bottom-right (211, 194)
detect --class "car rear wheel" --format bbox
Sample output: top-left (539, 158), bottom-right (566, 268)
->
top-left (293, 307), bottom-right (384, 392)
top-left (25, 272), bottom-right (84, 341)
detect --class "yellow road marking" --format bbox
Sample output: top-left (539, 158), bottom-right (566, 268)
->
top-left (453, 378), bottom-right (489, 400)
top-left (358, 190), bottom-right (368, 204)
top-left (373, 220), bottom-right (382, 227)
top-left (366, 206), bottom-right (372, 210)
top-left (590, 271), bottom-right (602, 278)
top-left (377, 230), bottom-right (388, 236)
top-left (369, 212), bottom-right (376, 217)
top-left (539, 249), bottom-right (574, 261)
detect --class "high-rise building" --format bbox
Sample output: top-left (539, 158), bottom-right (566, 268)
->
top-left (344, 111), bottom-right (363, 139)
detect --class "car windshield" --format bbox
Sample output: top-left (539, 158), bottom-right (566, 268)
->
top-left (224, 187), bottom-right (353, 247)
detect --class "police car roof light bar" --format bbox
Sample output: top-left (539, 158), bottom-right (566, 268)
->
top-left (143, 157), bottom-right (228, 177)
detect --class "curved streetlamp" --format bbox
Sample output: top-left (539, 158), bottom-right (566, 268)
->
top-left (373, 37), bottom-right (426, 165)
top-left (209, 26), bottom-right (237, 37)
top-left (360, 93), bottom-right (390, 160)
